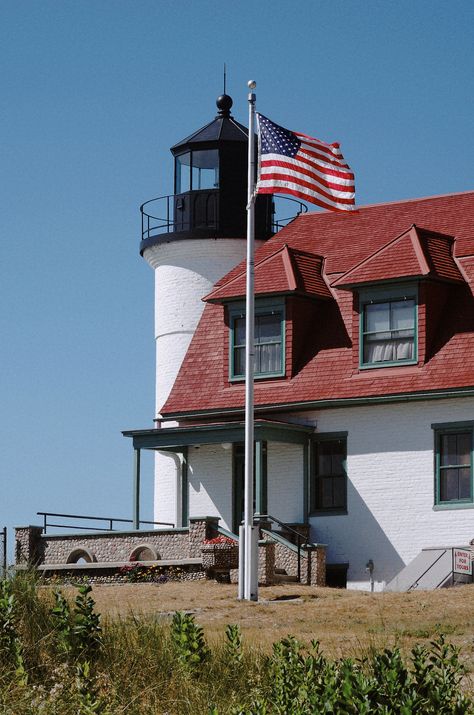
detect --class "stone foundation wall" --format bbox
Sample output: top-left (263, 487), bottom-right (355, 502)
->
top-left (274, 541), bottom-right (326, 586)
top-left (35, 564), bottom-right (206, 585)
top-left (44, 530), bottom-right (189, 564)
top-left (15, 517), bottom-right (218, 566)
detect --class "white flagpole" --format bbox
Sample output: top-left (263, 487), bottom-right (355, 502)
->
top-left (240, 80), bottom-right (258, 602)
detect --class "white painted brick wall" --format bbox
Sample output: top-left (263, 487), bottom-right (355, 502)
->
top-left (145, 238), bottom-right (263, 525)
top-left (143, 239), bottom-right (263, 413)
top-left (188, 445), bottom-right (233, 530)
top-left (297, 396), bottom-right (474, 589)
top-left (153, 378), bottom-right (474, 590)
top-left (267, 442), bottom-right (304, 523)
top-left (154, 450), bottom-right (180, 527)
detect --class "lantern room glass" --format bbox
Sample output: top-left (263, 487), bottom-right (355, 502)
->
top-left (175, 149), bottom-right (219, 194)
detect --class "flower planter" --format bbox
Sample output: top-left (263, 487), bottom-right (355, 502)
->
top-left (201, 543), bottom-right (239, 570)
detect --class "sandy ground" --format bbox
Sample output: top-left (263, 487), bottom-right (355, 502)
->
top-left (78, 581), bottom-right (474, 664)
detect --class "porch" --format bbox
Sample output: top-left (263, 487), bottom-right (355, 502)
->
top-left (122, 419), bottom-right (315, 534)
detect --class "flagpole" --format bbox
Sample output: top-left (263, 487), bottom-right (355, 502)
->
top-left (239, 80), bottom-right (258, 602)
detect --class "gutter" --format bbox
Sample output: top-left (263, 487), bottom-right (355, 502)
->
top-left (160, 385), bottom-right (474, 422)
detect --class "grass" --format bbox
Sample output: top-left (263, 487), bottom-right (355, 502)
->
top-left (1, 575), bottom-right (473, 714)
top-left (83, 580), bottom-right (474, 667)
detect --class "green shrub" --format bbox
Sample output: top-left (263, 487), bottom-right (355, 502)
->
top-left (171, 610), bottom-right (210, 669)
top-left (226, 635), bottom-right (473, 715)
top-left (52, 585), bottom-right (102, 662)
top-left (225, 624), bottom-right (243, 667)
top-left (0, 574), bottom-right (472, 715)
top-left (0, 578), bottom-right (27, 684)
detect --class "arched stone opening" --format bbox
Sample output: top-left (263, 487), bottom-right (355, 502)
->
top-left (66, 548), bottom-right (97, 564)
top-left (129, 544), bottom-right (159, 562)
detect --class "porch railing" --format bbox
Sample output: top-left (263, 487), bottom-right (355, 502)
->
top-left (256, 514), bottom-right (305, 583)
top-left (37, 512), bottom-right (174, 534)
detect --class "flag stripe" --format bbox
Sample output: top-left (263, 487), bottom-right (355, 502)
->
top-left (256, 113), bottom-right (355, 212)
top-left (261, 154), bottom-right (354, 185)
top-left (257, 184), bottom-right (353, 213)
top-left (258, 175), bottom-right (355, 206)
top-left (294, 131), bottom-right (343, 158)
top-left (297, 151), bottom-right (355, 180)
top-left (299, 143), bottom-right (351, 170)
top-left (260, 160), bottom-right (355, 195)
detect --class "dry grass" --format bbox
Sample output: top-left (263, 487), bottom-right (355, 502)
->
top-left (82, 581), bottom-right (474, 666)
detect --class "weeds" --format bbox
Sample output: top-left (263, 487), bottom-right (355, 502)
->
top-left (171, 610), bottom-right (210, 669)
top-left (0, 573), bottom-right (472, 714)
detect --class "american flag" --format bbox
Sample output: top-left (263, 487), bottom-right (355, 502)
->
top-left (256, 113), bottom-right (355, 212)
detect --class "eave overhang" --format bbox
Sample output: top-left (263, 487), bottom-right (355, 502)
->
top-left (158, 385), bottom-right (474, 423)
top-left (122, 419), bottom-right (315, 452)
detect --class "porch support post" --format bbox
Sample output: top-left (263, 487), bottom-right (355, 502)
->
top-left (181, 447), bottom-right (189, 527)
top-left (133, 447), bottom-right (141, 530)
top-left (303, 437), bottom-right (310, 523)
top-left (255, 440), bottom-right (264, 516)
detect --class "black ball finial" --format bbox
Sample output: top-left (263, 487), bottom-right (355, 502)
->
top-left (216, 94), bottom-right (233, 117)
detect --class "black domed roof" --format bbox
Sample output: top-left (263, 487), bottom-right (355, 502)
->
top-left (170, 94), bottom-right (248, 154)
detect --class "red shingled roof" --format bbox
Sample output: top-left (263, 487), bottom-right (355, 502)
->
top-left (332, 225), bottom-right (464, 288)
top-left (162, 191), bottom-right (474, 417)
top-left (204, 244), bottom-right (331, 302)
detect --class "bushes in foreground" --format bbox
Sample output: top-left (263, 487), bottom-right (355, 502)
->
top-left (0, 574), bottom-right (472, 714)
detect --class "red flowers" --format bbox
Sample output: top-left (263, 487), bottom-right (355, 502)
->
top-left (202, 535), bottom-right (237, 545)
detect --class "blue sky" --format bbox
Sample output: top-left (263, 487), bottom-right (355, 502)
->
top-left (1, 1), bottom-right (473, 558)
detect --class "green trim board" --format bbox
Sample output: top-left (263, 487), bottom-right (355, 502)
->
top-left (228, 298), bottom-right (285, 381)
top-left (160, 386), bottom-right (474, 421)
top-left (432, 422), bottom-right (473, 507)
top-left (133, 448), bottom-right (141, 530)
top-left (123, 420), bottom-right (314, 451)
top-left (358, 283), bottom-right (418, 369)
top-left (181, 447), bottom-right (189, 527)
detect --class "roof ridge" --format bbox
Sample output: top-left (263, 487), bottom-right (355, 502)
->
top-left (297, 189), bottom-right (474, 220)
top-left (332, 225), bottom-right (417, 286)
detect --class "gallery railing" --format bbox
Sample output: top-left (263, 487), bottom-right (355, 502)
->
top-left (37, 511), bottom-right (174, 534)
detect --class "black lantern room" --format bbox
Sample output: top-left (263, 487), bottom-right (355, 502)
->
top-left (140, 95), bottom-right (274, 252)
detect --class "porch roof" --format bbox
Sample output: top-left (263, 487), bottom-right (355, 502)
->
top-left (122, 419), bottom-right (315, 452)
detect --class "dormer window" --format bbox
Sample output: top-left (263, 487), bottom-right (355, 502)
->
top-left (229, 300), bottom-right (285, 380)
top-left (359, 285), bottom-right (418, 368)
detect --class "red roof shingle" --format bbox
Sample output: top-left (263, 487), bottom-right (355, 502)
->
top-left (162, 191), bottom-right (474, 417)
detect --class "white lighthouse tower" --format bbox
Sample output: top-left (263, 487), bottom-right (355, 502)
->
top-left (140, 94), bottom-right (273, 527)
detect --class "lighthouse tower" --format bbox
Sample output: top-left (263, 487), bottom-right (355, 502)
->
top-left (140, 94), bottom-right (273, 526)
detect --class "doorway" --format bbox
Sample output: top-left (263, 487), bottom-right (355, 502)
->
top-left (232, 442), bottom-right (267, 533)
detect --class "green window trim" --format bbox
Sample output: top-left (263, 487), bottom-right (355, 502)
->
top-left (433, 422), bottom-right (474, 507)
top-left (310, 433), bottom-right (348, 515)
top-left (229, 299), bottom-right (285, 381)
top-left (358, 283), bottom-right (418, 369)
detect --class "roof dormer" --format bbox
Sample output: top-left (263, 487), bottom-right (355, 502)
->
top-left (332, 226), bottom-right (466, 371)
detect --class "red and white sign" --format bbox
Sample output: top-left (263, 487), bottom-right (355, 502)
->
top-left (453, 549), bottom-right (472, 575)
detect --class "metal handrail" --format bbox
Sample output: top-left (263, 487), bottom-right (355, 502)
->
top-left (256, 513), bottom-right (306, 582)
top-left (37, 511), bottom-right (174, 534)
top-left (272, 196), bottom-right (308, 230)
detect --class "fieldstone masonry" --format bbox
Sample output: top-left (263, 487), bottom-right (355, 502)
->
top-left (15, 518), bottom-right (325, 587)
top-left (15, 517), bottom-right (218, 568)
top-left (15, 526), bottom-right (43, 565)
